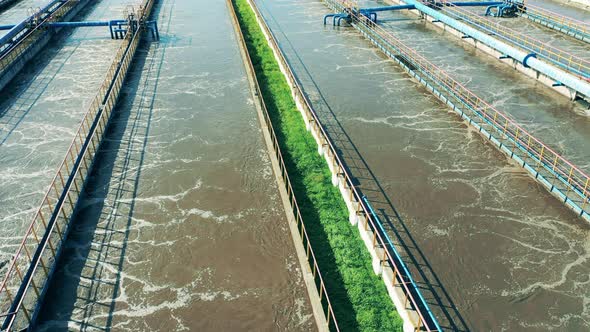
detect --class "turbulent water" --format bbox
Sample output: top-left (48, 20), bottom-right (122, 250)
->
top-left (34, 0), bottom-right (314, 331)
top-left (0, 0), bottom-right (130, 271)
top-left (375, 2), bottom-right (590, 172)
top-left (256, 0), bottom-right (590, 330)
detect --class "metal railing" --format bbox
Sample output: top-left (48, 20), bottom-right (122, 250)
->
top-left (324, 0), bottom-right (590, 327)
top-left (516, 2), bottom-right (590, 42)
top-left (0, 0), bottom-right (154, 329)
top-left (0, 0), bottom-right (76, 73)
top-left (437, 0), bottom-right (590, 79)
top-left (341, 5), bottom-right (589, 218)
top-left (228, 0), bottom-right (340, 330)
top-left (257, 0), bottom-right (443, 329)
top-left (326, 0), bottom-right (590, 321)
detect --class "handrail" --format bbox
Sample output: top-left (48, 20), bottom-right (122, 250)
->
top-left (438, 0), bottom-right (590, 79)
top-left (227, 0), bottom-right (340, 330)
top-left (254, 0), bottom-right (441, 329)
top-left (0, 1), bottom-right (154, 329)
top-left (347, 8), bottom-right (590, 209)
top-left (330, 0), bottom-right (589, 323)
top-left (518, 2), bottom-right (589, 38)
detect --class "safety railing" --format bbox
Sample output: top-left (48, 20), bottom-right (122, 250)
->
top-left (438, 0), bottom-right (590, 79)
top-left (516, 2), bottom-right (589, 41)
top-left (259, 0), bottom-right (443, 330)
top-left (0, 0), bottom-right (154, 328)
top-left (344, 8), bottom-right (590, 217)
top-left (228, 0), bottom-right (340, 330)
top-left (0, 0), bottom-right (76, 73)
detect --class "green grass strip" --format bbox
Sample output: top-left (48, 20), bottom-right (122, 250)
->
top-left (231, 0), bottom-right (403, 330)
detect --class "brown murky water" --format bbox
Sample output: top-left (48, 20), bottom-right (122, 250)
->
top-left (0, 0), bottom-right (132, 278)
top-left (35, 0), bottom-right (314, 331)
top-left (256, 0), bottom-right (590, 330)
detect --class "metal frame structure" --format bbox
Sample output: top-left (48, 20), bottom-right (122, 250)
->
top-left (0, 0), bottom-right (92, 92)
top-left (0, 1), bottom-right (157, 330)
top-left (323, 0), bottom-right (590, 221)
top-left (438, 0), bottom-right (590, 80)
top-left (514, 1), bottom-right (590, 43)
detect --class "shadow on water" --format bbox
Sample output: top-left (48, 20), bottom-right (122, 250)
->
top-left (257, 1), bottom-right (470, 331)
top-left (33, 1), bottom-right (171, 330)
top-left (0, 1), bottom-right (120, 146)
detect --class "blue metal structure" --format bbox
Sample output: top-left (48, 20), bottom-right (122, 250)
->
top-left (327, 1), bottom-right (507, 25)
top-left (513, 1), bottom-right (590, 43)
top-left (322, 0), bottom-right (590, 220)
top-left (0, 2), bottom-right (160, 91)
top-left (429, 1), bottom-right (590, 86)
top-left (484, 1), bottom-right (520, 17)
top-left (0, 0), bottom-right (92, 91)
top-left (0, 19), bottom-right (159, 40)
top-left (0, 0), bottom-right (159, 329)
top-left (323, 0), bottom-right (590, 100)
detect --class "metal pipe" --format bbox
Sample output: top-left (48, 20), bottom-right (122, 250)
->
top-left (324, 13), bottom-right (336, 24)
top-left (0, 24), bottom-right (15, 30)
top-left (360, 4), bottom-right (415, 12)
top-left (449, 1), bottom-right (503, 6)
top-left (399, 0), bottom-right (590, 98)
top-left (359, 1), bottom-right (501, 13)
top-left (47, 19), bottom-right (126, 28)
top-left (47, 21), bottom-right (110, 27)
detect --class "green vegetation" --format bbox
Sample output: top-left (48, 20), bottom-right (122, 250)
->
top-left (231, 0), bottom-right (403, 330)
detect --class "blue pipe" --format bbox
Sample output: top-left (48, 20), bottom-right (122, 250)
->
top-left (108, 20), bottom-right (114, 39)
top-left (449, 1), bottom-right (503, 6)
top-left (333, 13), bottom-right (348, 26)
top-left (484, 5), bottom-right (496, 16)
top-left (359, 1), bottom-right (501, 13)
top-left (146, 20), bottom-right (159, 40)
top-left (397, 0), bottom-right (590, 97)
top-left (47, 20), bottom-right (125, 28)
top-left (0, 24), bottom-right (14, 30)
top-left (323, 13), bottom-right (336, 25)
top-left (360, 4), bottom-right (415, 12)
top-left (337, 15), bottom-right (350, 26)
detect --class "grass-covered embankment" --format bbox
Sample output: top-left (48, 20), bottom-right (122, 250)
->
top-left (231, 0), bottom-right (403, 330)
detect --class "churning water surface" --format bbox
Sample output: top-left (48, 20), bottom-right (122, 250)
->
top-left (256, 0), bottom-right (590, 330)
top-left (35, 0), bottom-right (314, 331)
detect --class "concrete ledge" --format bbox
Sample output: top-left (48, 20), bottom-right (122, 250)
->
top-left (226, 1), bottom-right (329, 330)
top-left (243, 0), bottom-right (425, 331)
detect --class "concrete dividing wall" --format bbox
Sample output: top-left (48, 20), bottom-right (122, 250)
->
top-left (226, 1), bottom-right (329, 330)
top-left (244, 0), bottom-right (427, 331)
